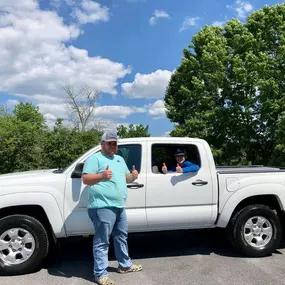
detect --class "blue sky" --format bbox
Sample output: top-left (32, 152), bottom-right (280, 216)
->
top-left (0, 0), bottom-right (283, 136)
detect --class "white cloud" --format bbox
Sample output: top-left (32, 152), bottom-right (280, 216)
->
top-left (179, 16), bottom-right (200, 32)
top-left (38, 102), bottom-right (69, 119)
top-left (36, 102), bottom-right (147, 132)
top-left (15, 93), bottom-right (66, 104)
top-left (65, 0), bottom-right (75, 6)
top-left (0, 0), bottom-right (38, 11)
top-left (236, 1), bottom-right (253, 18)
top-left (44, 113), bottom-right (58, 120)
top-left (212, 21), bottom-right (225, 27)
top-left (227, 0), bottom-right (253, 19)
top-left (122, 69), bottom-right (172, 99)
top-left (45, 119), bottom-right (56, 130)
top-left (49, 0), bottom-right (75, 9)
top-left (4, 98), bottom-right (145, 130)
top-left (102, 122), bottom-right (139, 135)
top-left (36, 102), bottom-right (146, 120)
top-left (148, 100), bottom-right (166, 119)
top-left (116, 122), bottom-right (139, 129)
top-left (5, 99), bottom-right (20, 110)
top-left (164, 130), bottom-right (171, 137)
top-left (149, 9), bottom-right (170, 25)
top-left (0, 0), bottom-right (130, 102)
top-left (94, 105), bottom-right (146, 119)
top-left (116, 122), bottom-right (132, 128)
top-left (50, 0), bottom-right (61, 9)
top-left (73, 0), bottom-right (110, 25)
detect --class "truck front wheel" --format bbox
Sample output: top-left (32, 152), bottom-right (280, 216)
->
top-left (0, 215), bottom-right (49, 275)
top-left (229, 204), bottom-right (282, 257)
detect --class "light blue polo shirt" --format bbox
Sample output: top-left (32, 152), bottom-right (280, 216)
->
top-left (83, 151), bottom-right (130, 208)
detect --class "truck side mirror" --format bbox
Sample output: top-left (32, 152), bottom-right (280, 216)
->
top-left (71, 162), bottom-right (84, 178)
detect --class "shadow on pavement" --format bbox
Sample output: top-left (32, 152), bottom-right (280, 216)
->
top-left (44, 228), bottom-right (285, 283)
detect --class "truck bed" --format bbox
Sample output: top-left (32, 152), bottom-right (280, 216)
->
top-left (216, 165), bottom-right (285, 174)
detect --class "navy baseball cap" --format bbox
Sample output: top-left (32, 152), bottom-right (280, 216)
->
top-left (101, 131), bottom-right (118, 142)
top-left (174, 148), bottom-right (185, 156)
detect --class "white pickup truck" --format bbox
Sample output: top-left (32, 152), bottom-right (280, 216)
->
top-left (0, 137), bottom-right (285, 275)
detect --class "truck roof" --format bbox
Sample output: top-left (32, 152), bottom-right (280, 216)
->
top-left (117, 137), bottom-right (206, 143)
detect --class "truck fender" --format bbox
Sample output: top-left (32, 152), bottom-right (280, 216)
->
top-left (0, 192), bottom-right (66, 237)
top-left (216, 183), bottom-right (285, 228)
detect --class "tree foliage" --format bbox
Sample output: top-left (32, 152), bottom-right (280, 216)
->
top-left (117, 124), bottom-right (150, 138)
top-left (0, 103), bottom-right (103, 174)
top-left (0, 103), bottom-right (47, 173)
top-left (0, 103), bottom-right (150, 174)
top-left (43, 119), bottom-right (103, 169)
top-left (165, 3), bottom-right (285, 166)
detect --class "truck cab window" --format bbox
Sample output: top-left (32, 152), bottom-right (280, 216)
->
top-left (118, 144), bottom-right (142, 173)
top-left (151, 144), bottom-right (201, 174)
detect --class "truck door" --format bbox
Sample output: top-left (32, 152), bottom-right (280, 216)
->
top-left (63, 142), bottom-right (147, 235)
top-left (146, 141), bottom-right (217, 230)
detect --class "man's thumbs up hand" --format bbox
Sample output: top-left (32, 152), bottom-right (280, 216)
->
top-left (176, 163), bottom-right (183, 173)
top-left (102, 165), bottom-right (112, 179)
top-left (132, 165), bottom-right (138, 180)
top-left (162, 162), bottom-right (167, 174)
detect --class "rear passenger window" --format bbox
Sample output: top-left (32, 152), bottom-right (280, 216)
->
top-left (117, 144), bottom-right (142, 173)
top-left (151, 143), bottom-right (201, 174)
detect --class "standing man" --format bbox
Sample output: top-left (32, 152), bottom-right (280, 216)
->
top-left (82, 131), bottom-right (142, 285)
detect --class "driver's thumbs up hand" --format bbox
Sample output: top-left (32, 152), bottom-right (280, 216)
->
top-left (102, 165), bottom-right (112, 179)
top-left (132, 165), bottom-right (138, 179)
top-left (162, 162), bottom-right (167, 174)
top-left (176, 163), bottom-right (183, 173)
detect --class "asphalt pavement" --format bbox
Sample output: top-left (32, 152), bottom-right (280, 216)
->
top-left (1, 228), bottom-right (285, 285)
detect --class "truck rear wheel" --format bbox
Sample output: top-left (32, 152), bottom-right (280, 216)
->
top-left (0, 215), bottom-right (49, 275)
top-left (228, 204), bottom-right (282, 257)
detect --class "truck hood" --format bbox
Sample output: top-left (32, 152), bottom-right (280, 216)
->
top-left (0, 168), bottom-right (68, 196)
top-left (0, 169), bottom-right (58, 180)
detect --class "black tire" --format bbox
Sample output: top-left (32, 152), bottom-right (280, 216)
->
top-left (228, 204), bottom-right (282, 257)
top-left (0, 215), bottom-right (49, 276)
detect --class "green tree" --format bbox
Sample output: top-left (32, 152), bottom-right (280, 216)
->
top-left (42, 119), bottom-right (102, 169)
top-left (0, 102), bottom-right (104, 174)
top-left (117, 124), bottom-right (150, 138)
top-left (0, 106), bottom-right (7, 117)
top-left (0, 103), bottom-right (46, 173)
top-left (271, 112), bottom-right (285, 167)
top-left (13, 102), bottom-right (45, 128)
top-left (165, 3), bottom-right (285, 166)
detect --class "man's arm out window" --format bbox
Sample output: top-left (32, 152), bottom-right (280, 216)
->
top-left (183, 161), bottom-right (200, 173)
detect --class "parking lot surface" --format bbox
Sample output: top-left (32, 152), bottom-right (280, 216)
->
top-left (1, 229), bottom-right (285, 285)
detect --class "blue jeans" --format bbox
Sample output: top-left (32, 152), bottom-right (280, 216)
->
top-left (88, 207), bottom-right (132, 278)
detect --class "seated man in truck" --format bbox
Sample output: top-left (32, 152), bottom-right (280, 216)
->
top-left (161, 148), bottom-right (200, 174)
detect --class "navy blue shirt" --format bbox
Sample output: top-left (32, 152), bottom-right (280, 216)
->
top-left (169, 161), bottom-right (200, 173)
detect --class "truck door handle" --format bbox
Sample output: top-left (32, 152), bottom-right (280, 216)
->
top-left (192, 180), bottom-right (208, 186)
top-left (127, 183), bottom-right (144, 189)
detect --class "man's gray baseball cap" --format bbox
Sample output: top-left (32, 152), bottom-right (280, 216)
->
top-left (101, 131), bottom-right (118, 142)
